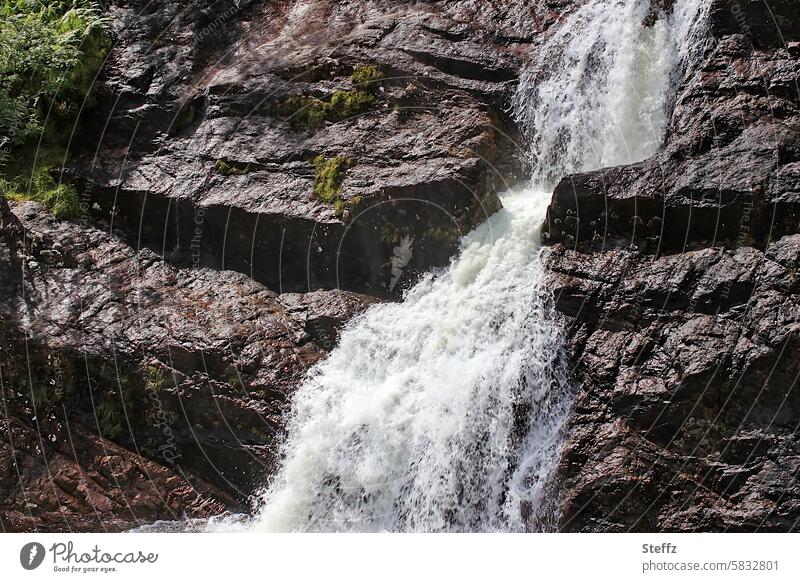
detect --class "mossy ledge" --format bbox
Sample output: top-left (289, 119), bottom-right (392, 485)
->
top-left (262, 64), bottom-right (383, 130)
top-left (1, 168), bottom-right (82, 219)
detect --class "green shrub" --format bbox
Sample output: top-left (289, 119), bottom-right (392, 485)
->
top-left (0, 0), bottom-right (110, 167)
top-left (0, 1), bottom-right (108, 219)
top-left (1, 167), bottom-right (82, 219)
top-left (27, 379), bottom-right (62, 407)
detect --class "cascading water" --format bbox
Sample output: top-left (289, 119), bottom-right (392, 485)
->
top-left (180, 0), bottom-right (708, 533)
top-left (514, 0), bottom-right (710, 188)
top-left (247, 190), bottom-right (569, 532)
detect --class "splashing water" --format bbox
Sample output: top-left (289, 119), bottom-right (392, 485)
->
top-left (134, 0), bottom-right (710, 533)
top-left (513, 0), bottom-right (710, 188)
top-left (245, 189), bottom-right (568, 532)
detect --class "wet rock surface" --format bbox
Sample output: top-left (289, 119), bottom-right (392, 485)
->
top-left (68, 0), bottom-right (573, 296)
top-left (543, 33), bottom-right (800, 251)
top-left (0, 418), bottom-right (236, 532)
top-left (546, 1), bottom-right (800, 531)
top-left (548, 237), bottom-right (800, 531)
top-left (0, 198), bottom-right (375, 530)
top-left (4, 0), bottom-right (800, 533)
top-left (2, 0), bottom-right (573, 530)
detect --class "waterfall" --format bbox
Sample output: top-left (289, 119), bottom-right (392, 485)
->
top-left (176, 0), bottom-right (709, 533)
top-left (514, 0), bottom-right (710, 188)
top-left (245, 190), bottom-right (568, 532)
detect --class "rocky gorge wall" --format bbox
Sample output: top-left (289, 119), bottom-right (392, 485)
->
top-left (545, 1), bottom-right (800, 530)
top-left (1, 0), bottom-right (798, 532)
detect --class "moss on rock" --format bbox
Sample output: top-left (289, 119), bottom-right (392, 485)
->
top-left (262, 64), bottom-right (383, 130)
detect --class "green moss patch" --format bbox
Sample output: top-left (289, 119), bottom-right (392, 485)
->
top-left (313, 155), bottom-right (362, 217)
top-left (313, 156), bottom-right (351, 203)
top-left (351, 64), bottom-right (382, 89)
top-left (214, 158), bottom-right (249, 176)
top-left (263, 64), bottom-right (383, 130)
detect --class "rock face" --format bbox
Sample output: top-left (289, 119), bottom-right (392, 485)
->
top-left (546, 0), bottom-right (800, 531)
top-left (0, 418), bottom-right (235, 532)
top-left (67, 0), bottom-right (564, 297)
top-left (4, 0), bottom-right (798, 533)
top-left (0, 197), bottom-right (375, 530)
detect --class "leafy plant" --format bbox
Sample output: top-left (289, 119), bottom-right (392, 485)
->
top-left (95, 400), bottom-right (122, 440)
top-left (0, 1), bottom-right (108, 219)
top-left (27, 379), bottom-right (62, 406)
top-left (143, 365), bottom-right (168, 393)
top-left (0, 0), bottom-right (109, 167)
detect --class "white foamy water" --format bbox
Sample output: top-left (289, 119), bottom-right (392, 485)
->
top-left (243, 189), bottom-right (568, 532)
top-left (136, 0), bottom-right (709, 533)
top-left (513, 0), bottom-right (710, 187)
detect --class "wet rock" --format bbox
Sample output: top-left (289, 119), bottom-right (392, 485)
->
top-left (709, 0), bottom-right (800, 48)
top-left (548, 233), bottom-right (800, 531)
top-left (2, 0), bottom-right (574, 531)
top-left (546, 3), bottom-right (800, 532)
top-left (0, 416), bottom-right (236, 532)
top-left (546, 216), bottom-right (800, 531)
top-left (0, 199), bottom-right (375, 504)
top-left (279, 289), bottom-right (381, 350)
top-left (66, 0), bottom-right (577, 296)
top-left (543, 29), bottom-right (800, 252)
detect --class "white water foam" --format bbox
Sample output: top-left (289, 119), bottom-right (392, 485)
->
top-left (244, 189), bottom-right (568, 532)
top-left (513, 0), bottom-right (710, 188)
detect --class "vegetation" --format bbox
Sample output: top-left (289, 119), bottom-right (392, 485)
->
top-left (0, 0), bottom-right (109, 216)
top-left (313, 155), bottom-right (358, 217)
top-left (143, 365), bottom-right (168, 393)
top-left (379, 223), bottom-right (403, 245)
top-left (427, 224), bottom-right (461, 243)
top-left (0, 167), bottom-right (82, 218)
top-left (350, 64), bottom-right (382, 89)
top-left (95, 400), bottom-right (122, 440)
top-left (214, 158), bottom-right (248, 176)
top-left (263, 64), bottom-right (383, 130)
top-left (263, 95), bottom-right (328, 129)
top-left (27, 378), bottom-right (63, 407)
